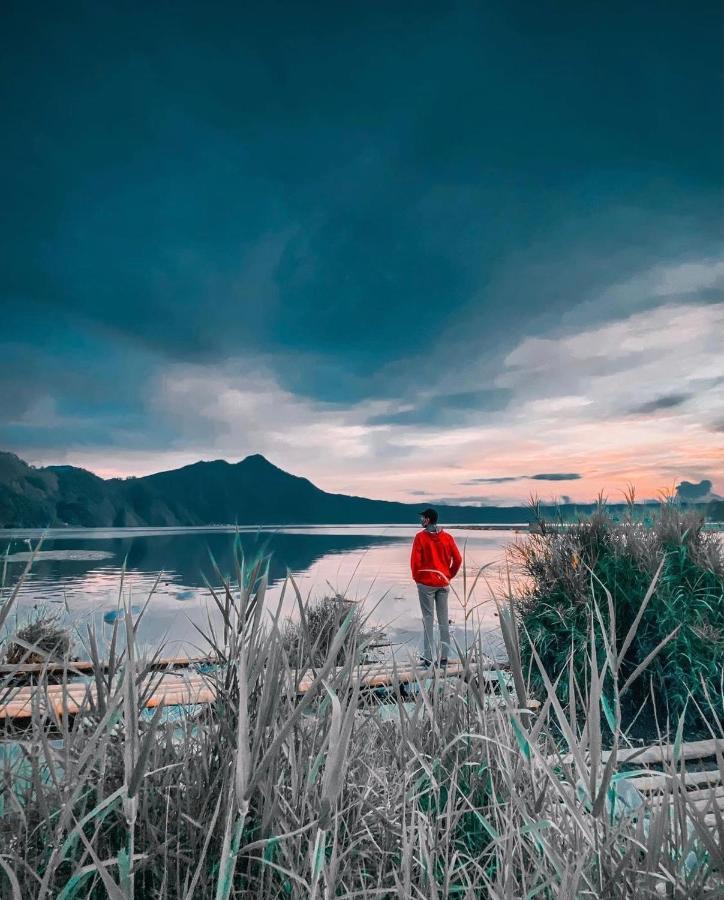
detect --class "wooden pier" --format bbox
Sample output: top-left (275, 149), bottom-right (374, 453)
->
top-left (0, 658), bottom-right (533, 725)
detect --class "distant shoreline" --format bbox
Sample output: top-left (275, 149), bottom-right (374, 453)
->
top-left (0, 522), bottom-right (530, 539)
top-left (1, 521), bottom-right (722, 540)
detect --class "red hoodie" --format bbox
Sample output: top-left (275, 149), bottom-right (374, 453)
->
top-left (411, 528), bottom-right (462, 588)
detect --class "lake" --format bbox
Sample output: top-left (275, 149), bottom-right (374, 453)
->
top-left (0, 525), bottom-right (527, 663)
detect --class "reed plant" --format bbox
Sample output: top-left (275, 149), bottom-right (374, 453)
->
top-left (281, 593), bottom-right (377, 668)
top-left (3, 609), bottom-right (71, 667)
top-left (0, 538), bottom-right (721, 898)
top-left (514, 499), bottom-right (724, 736)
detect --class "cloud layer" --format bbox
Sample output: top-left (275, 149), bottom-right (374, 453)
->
top-left (6, 276), bottom-right (719, 506)
top-left (1, 4), bottom-right (722, 504)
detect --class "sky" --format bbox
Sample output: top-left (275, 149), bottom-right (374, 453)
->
top-left (1, 1), bottom-right (722, 506)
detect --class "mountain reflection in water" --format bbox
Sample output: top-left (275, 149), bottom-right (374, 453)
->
top-left (0, 526), bottom-right (513, 661)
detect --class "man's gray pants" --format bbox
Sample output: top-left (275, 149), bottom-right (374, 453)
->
top-left (417, 584), bottom-right (450, 661)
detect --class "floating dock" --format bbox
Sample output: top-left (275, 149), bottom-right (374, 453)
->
top-left (0, 658), bottom-right (535, 725)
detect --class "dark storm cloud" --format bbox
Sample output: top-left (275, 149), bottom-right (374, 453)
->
top-left (461, 476), bottom-right (521, 485)
top-left (676, 480), bottom-right (713, 501)
top-left (0, 1), bottom-right (722, 458)
top-left (630, 393), bottom-right (691, 415)
top-left (530, 473), bottom-right (582, 482)
top-left (462, 473), bottom-right (582, 484)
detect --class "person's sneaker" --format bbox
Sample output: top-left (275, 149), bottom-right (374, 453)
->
top-left (438, 658), bottom-right (448, 668)
top-left (418, 657), bottom-right (433, 669)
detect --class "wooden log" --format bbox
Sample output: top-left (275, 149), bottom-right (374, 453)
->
top-left (630, 769), bottom-right (723, 793)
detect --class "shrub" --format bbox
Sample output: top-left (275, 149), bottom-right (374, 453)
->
top-left (514, 500), bottom-right (724, 735)
top-left (3, 609), bottom-right (72, 666)
top-left (281, 594), bottom-right (377, 668)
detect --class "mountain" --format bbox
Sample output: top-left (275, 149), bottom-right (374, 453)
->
top-left (137, 454), bottom-right (533, 525)
top-left (1, 451), bottom-right (718, 529)
top-left (0, 451), bottom-right (528, 527)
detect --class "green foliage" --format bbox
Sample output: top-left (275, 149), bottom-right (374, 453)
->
top-left (515, 501), bottom-right (724, 733)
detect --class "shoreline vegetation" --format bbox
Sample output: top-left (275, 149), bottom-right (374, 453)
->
top-left (0, 505), bottom-right (722, 896)
top-left (516, 498), bottom-right (724, 739)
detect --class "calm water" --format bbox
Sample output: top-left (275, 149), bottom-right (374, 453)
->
top-left (0, 526), bottom-right (525, 662)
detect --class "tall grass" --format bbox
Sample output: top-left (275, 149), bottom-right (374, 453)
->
top-left (0, 538), bottom-right (721, 898)
top-left (281, 593), bottom-right (379, 668)
top-left (514, 501), bottom-right (724, 736)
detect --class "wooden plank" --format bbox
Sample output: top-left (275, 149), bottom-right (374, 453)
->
top-left (611, 739), bottom-right (724, 765)
top-left (650, 788), bottom-right (724, 811)
top-left (138, 680), bottom-right (215, 709)
top-left (630, 769), bottom-right (723, 793)
top-left (0, 672), bottom-right (216, 720)
top-left (556, 739), bottom-right (724, 767)
top-left (296, 659), bottom-right (474, 692)
top-left (686, 785), bottom-right (724, 803)
top-left (1, 655), bottom-right (507, 680)
top-left (0, 655), bottom-right (216, 677)
top-left (0, 659), bottom-right (524, 723)
top-left (295, 660), bottom-right (511, 693)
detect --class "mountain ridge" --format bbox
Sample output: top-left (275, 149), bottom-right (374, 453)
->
top-left (0, 450), bottom-right (719, 528)
top-left (0, 450), bottom-right (527, 527)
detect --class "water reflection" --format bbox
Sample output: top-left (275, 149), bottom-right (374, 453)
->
top-left (1, 527), bottom-right (514, 661)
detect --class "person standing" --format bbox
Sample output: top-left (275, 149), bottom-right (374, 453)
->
top-left (410, 507), bottom-right (462, 666)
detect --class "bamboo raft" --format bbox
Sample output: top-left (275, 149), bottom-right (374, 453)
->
top-left (625, 753), bottom-right (724, 830)
top-left (0, 658), bottom-right (534, 724)
top-left (0, 654), bottom-right (215, 678)
top-left (554, 738), bottom-right (724, 831)
top-left (555, 738), bottom-right (724, 768)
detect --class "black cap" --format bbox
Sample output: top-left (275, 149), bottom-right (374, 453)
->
top-left (420, 507), bottom-right (438, 524)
